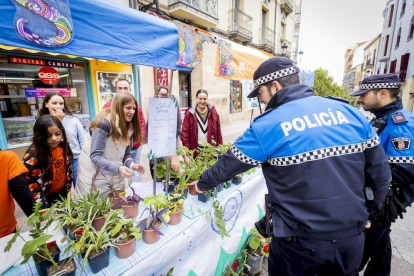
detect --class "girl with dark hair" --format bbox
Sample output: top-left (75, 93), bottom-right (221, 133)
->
top-left (181, 89), bottom-right (223, 156)
top-left (39, 92), bottom-right (85, 186)
top-left (75, 93), bottom-right (145, 195)
top-left (23, 115), bottom-right (74, 208)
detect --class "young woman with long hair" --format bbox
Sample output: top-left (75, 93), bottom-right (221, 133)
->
top-left (23, 115), bottom-right (74, 208)
top-left (39, 92), bottom-right (85, 186)
top-left (181, 89), bottom-right (223, 156)
top-left (75, 93), bottom-right (145, 195)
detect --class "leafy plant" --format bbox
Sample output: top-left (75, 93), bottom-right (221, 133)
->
top-left (117, 187), bottom-right (142, 207)
top-left (111, 219), bottom-right (142, 242)
top-left (245, 168), bottom-right (256, 175)
top-left (211, 195), bottom-right (230, 239)
top-left (137, 206), bottom-right (169, 235)
top-left (226, 249), bottom-right (251, 275)
top-left (247, 228), bottom-right (270, 257)
top-left (78, 187), bottom-right (112, 218)
top-left (4, 201), bottom-right (59, 269)
top-left (156, 160), bottom-right (181, 180)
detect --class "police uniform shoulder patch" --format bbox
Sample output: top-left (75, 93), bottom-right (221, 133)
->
top-left (391, 137), bottom-right (411, 150)
top-left (253, 108), bottom-right (274, 121)
top-left (391, 113), bottom-right (408, 124)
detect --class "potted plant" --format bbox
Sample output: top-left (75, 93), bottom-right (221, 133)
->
top-left (111, 219), bottom-right (142, 259)
top-left (46, 235), bottom-right (82, 276)
top-left (166, 196), bottom-right (184, 225)
top-left (227, 249), bottom-right (251, 276)
top-left (81, 210), bottom-right (121, 274)
top-left (137, 206), bottom-right (169, 244)
top-left (177, 147), bottom-right (204, 196)
top-left (97, 168), bottom-right (125, 210)
top-left (54, 194), bottom-right (84, 241)
top-left (232, 173), bottom-right (244, 185)
top-left (4, 201), bottom-right (61, 276)
top-left (116, 187), bottom-right (142, 218)
top-left (245, 228), bottom-right (270, 276)
top-left (78, 187), bottom-right (112, 231)
top-left (198, 190), bottom-right (212, 203)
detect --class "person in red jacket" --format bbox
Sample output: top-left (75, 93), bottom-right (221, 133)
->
top-left (181, 89), bottom-right (223, 156)
top-left (103, 79), bottom-right (146, 179)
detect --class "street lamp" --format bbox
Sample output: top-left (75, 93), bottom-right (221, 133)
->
top-left (281, 43), bottom-right (288, 56)
top-left (299, 50), bottom-right (304, 62)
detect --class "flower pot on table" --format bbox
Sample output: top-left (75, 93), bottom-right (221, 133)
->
top-left (87, 247), bottom-right (110, 274)
top-left (114, 237), bottom-right (136, 259)
top-left (33, 243), bottom-right (61, 276)
top-left (122, 203), bottom-right (139, 219)
top-left (46, 257), bottom-right (76, 276)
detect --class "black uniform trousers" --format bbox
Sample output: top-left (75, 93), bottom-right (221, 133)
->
top-left (359, 222), bottom-right (392, 276)
top-left (268, 233), bottom-right (364, 276)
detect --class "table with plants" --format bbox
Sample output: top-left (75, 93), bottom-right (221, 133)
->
top-left (1, 143), bottom-right (270, 276)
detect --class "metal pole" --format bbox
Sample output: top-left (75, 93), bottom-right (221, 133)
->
top-left (165, 157), bottom-right (170, 196)
top-left (153, 158), bottom-right (157, 196)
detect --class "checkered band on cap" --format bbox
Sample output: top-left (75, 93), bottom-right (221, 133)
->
top-left (359, 83), bottom-right (400, 90)
top-left (388, 156), bottom-right (414, 164)
top-left (230, 145), bottom-right (260, 166)
top-left (253, 66), bottom-right (297, 88)
top-left (267, 135), bottom-right (380, 167)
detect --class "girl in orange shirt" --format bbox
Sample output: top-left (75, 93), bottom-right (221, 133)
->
top-left (23, 115), bottom-right (73, 208)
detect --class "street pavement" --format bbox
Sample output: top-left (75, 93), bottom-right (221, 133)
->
top-left (13, 118), bottom-right (414, 275)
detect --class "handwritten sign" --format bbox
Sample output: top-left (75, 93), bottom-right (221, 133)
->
top-left (147, 98), bottom-right (178, 159)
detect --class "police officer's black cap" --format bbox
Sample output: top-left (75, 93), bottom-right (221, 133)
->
top-left (247, 57), bottom-right (299, 98)
top-left (349, 74), bottom-right (401, 96)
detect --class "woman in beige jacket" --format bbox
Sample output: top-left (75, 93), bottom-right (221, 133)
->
top-left (74, 93), bottom-right (145, 195)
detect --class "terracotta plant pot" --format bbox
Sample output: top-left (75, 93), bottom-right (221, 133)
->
top-left (92, 215), bottom-right (107, 231)
top-left (143, 219), bottom-right (162, 244)
top-left (168, 204), bottom-right (183, 226)
top-left (122, 203), bottom-right (139, 219)
top-left (114, 237), bottom-right (136, 259)
top-left (189, 183), bottom-right (198, 196)
top-left (108, 190), bottom-right (124, 210)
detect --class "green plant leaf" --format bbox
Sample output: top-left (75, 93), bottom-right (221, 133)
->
top-left (4, 231), bottom-right (20, 252)
top-left (248, 236), bottom-right (261, 250)
top-left (204, 215), bottom-right (212, 222)
top-left (22, 235), bottom-right (53, 259)
top-left (111, 223), bottom-right (123, 237)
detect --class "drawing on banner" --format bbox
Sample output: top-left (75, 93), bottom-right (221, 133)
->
top-left (210, 190), bottom-right (243, 235)
top-left (147, 98), bottom-right (178, 159)
top-left (96, 71), bottom-right (135, 109)
top-left (218, 38), bottom-right (235, 76)
top-left (174, 21), bottom-right (203, 68)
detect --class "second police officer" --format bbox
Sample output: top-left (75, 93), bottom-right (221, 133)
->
top-left (192, 57), bottom-right (391, 275)
top-left (349, 74), bottom-right (414, 276)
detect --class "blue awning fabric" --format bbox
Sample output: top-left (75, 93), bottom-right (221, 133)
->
top-left (0, 0), bottom-right (192, 71)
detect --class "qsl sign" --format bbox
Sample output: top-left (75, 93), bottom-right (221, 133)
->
top-left (38, 67), bottom-right (60, 85)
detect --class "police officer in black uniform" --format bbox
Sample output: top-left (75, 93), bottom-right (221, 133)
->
top-left (192, 57), bottom-right (391, 275)
top-left (349, 74), bottom-right (414, 276)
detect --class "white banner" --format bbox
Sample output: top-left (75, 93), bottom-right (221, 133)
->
top-left (147, 98), bottom-right (178, 159)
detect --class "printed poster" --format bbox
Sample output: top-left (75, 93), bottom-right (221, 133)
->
top-left (147, 98), bottom-right (178, 159)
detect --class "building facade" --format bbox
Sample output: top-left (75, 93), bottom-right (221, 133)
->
top-left (342, 42), bottom-right (366, 91)
top-left (376, 0), bottom-right (414, 112)
top-left (361, 35), bottom-right (380, 79)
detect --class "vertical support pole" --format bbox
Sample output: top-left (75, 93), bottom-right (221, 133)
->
top-left (165, 157), bottom-right (170, 196)
top-left (153, 158), bottom-right (157, 196)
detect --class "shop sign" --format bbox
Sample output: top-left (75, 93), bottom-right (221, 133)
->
top-left (24, 88), bottom-right (77, 98)
top-left (8, 56), bottom-right (76, 68)
top-left (38, 67), bottom-right (60, 84)
top-left (153, 68), bottom-right (169, 87)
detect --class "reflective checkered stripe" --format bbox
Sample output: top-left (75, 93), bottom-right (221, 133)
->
top-left (230, 145), bottom-right (260, 166)
top-left (253, 66), bottom-right (297, 87)
top-left (388, 156), bottom-right (414, 164)
top-left (359, 83), bottom-right (400, 90)
top-left (266, 135), bottom-right (381, 167)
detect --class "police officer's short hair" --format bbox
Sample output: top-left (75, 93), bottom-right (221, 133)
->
top-left (264, 66), bottom-right (300, 91)
top-left (372, 88), bottom-right (401, 99)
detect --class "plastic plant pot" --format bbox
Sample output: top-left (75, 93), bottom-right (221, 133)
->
top-left (232, 176), bottom-right (243, 185)
top-left (198, 191), bottom-right (211, 203)
top-left (189, 183), bottom-right (198, 196)
top-left (224, 181), bottom-right (232, 189)
top-left (142, 219), bottom-right (162, 244)
top-left (122, 203), bottom-right (139, 219)
top-left (62, 224), bottom-right (76, 241)
top-left (246, 254), bottom-right (264, 276)
top-left (33, 243), bottom-right (61, 276)
top-left (168, 204), bottom-right (183, 226)
top-left (46, 257), bottom-right (76, 276)
top-left (87, 247), bottom-right (110, 274)
top-left (92, 215), bottom-right (107, 231)
top-left (114, 237), bottom-right (136, 259)
top-left (217, 183), bottom-right (224, 192)
top-left (108, 190), bottom-right (124, 210)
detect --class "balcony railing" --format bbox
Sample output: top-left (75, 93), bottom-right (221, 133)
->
top-left (281, 0), bottom-right (294, 14)
top-left (228, 9), bottom-right (253, 38)
top-left (169, 0), bottom-right (218, 23)
top-left (279, 35), bottom-right (292, 57)
top-left (259, 27), bottom-right (275, 48)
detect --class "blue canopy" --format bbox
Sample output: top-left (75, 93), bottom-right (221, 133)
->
top-left (0, 0), bottom-right (191, 71)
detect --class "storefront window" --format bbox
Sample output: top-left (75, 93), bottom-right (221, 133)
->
top-left (0, 54), bottom-right (90, 148)
top-left (230, 80), bottom-right (242, 114)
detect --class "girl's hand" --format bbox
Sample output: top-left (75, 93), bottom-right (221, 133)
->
top-left (183, 154), bottom-right (189, 164)
top-left (131, 164), bottom-right (145, 174)
top-left (51, 108), bottom-right (65, 121)
top-left (171, 155), bottom-right (182, 173)
top-left (119, 166), bottom-right (134, 177)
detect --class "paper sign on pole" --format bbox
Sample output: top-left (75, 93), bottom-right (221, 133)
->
top-left (147, 98), bottom-right (178, 159)
top-left (241, 79), bottom-right (265, 110)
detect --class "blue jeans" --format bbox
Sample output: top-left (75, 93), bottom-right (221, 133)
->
top-left (72, 158), bottom-right (79, 188)
top-left (131, 146), bottom-right (142, 182)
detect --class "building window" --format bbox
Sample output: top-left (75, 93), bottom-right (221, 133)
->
top-left (384, 63), bottom-right (388, 74)
top-left (399, 53), bottom-right (410, 82)
top-left (388, 4), bottom-right (394, 27)
top-left (401, 0), bottom-right (406, 17)
top-left (390, 59), bottom-right (397, 73)
top-left (384, 35), bottom-right (389, 56)
top-left (396, 28), bottom-right (401, 48)
top-left (408, 16), bottom-right (414, 40)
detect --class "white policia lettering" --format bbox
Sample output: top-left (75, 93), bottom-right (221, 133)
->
top-left (281, 109), bottom-right (350, 136)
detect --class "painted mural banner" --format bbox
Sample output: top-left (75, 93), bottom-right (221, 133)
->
top-left (214, 38), bottom-right (272, 81)
top-left (147, 97), bottom-right (178, 159)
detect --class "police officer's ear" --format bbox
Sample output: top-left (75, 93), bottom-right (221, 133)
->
top-left (272, 80), bottom-right (284, 93)
top-left (377, 89), bottom-right (390, 100)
